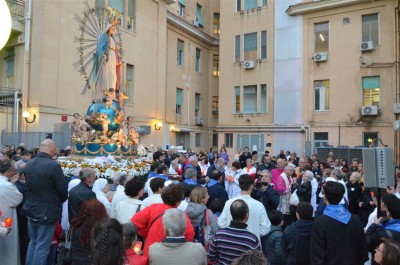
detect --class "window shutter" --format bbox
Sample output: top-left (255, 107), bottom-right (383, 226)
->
top-left (179, 0), bottom-right (186, 6)
top-left (196, 5), bottom-right (204, 27)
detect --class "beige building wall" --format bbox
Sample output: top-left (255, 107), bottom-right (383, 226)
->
top-left (218, 0), bottom-right (274, 160)
top-left (0, 0), bottom-right (220, 151)
top-left (288, 0), bottom-right (399, 157)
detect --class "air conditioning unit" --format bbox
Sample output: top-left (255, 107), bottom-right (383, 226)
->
top-left (361, 105), bottom-right (378, 116)
top-left (313, 52), bottom-right (327, 62)
top-left (360, 41), bottom-right (374, 51)
top-left (393, 103), bottom-right (400, 114)
top-left (193, 20), bottom-right (199, 27)
top-left (195, 117), bottom-right (204, 125)
top-left (243, 60), bottom-right (255, 69)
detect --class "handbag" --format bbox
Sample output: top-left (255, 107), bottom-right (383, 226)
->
top-left (56, 229), bottom-right (72, 265)
top-left (195, 210), bottom-right (214, 251)
top-left (290, 189), bottom-right (299, 206)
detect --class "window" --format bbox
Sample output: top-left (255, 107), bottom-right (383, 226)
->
top-left (108, 0), bottom-right (123, 25)
top-left (178, 0), bottom-right (186, 16)
top-left (314, 22), bottom-right (329, 52)
top-left (363, 132), bottom-right (379, 147)
top-left (176, 88), bottom-right (183, 115)
top-left (195, 93), bottom-right (200, 117)
top-left (234, 35), bottom-right (241, 62)
top-left (195, 48), bottom-right (201, 72)
top-left (212, 96), bottom-right (219, 120)
top-left (196, 4), bottom-right (204, 28)
top-left (126, 64), bottom-right (134, 102)
top-left (127, 0), bottom-right (135, 31)
top-left (261, 30), bottom-right (267, 59)
top-left (225, 134), bottom-right (233, 148)
top-left (5, 48), bottom-right (14, 88)
top-left (314, 80), bottom-right (330, 111)
top-left (212, 133), bottom-right (218, 147)
top-left (243, 85), bottom-right (257, 114)
top-left (260, 84), bottom-right (267, 113)
top-left (213, 54), bottom-right (220, 77)
top-left (235, 0), bottom-right (241, 12)
top-left (244, 0), bottom-right (258, 10)
top-left (362, 13), bottom-right (379, 46)
top-left (195, 133), bottom-right (201, 147)
top-left (213, 13), bottom-right (220, 35)
top-left (234, 86), bottom-right (240, 113)
top-left (314, 132), bottom-right (328, 148)
top-left (177, 39), bottom-right (184, 66)
top-left (261, 0), bottom-right (267, 6)
top-left (244, 32), bottom-right (257, 61)
top-left (362, 76), bottom-right (380, 107)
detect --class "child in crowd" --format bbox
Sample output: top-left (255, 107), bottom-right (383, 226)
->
top-left (264, 210), bottom-right (285, 265)
top-left (283, 202), bottom-right (314, 265)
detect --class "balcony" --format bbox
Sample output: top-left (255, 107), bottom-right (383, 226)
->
top-left (6, 0), bottom-right (25, 33)
top-left (6, 0), bottom-right (25, 19)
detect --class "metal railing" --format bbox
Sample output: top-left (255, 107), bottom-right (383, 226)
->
top-left (6, 0), bottom-right (25, 19)
top-left (0, 132), bottom-right (73, 150)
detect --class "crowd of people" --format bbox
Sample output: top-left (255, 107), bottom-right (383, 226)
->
top-left (1, 141), bottom-right (400, 265)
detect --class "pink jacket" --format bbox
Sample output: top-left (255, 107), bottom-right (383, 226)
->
top-left (273, 172), bottom-right (292, 195)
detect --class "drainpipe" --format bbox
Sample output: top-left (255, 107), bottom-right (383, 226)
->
top-left (22, 0), bottom-right (32, 131)
top-left (13, 91), bottom-right (20, 132)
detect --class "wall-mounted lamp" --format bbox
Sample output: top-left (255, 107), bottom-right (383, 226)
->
top-left (22, 111), bottom-right (36, 123)
top-left (154, 122), bottom-right (163, 130)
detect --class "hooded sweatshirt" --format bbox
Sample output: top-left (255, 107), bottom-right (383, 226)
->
top-left (283, 220), bottom-right (313, 265)
top-left (185, 202), bottom-right (219, 233)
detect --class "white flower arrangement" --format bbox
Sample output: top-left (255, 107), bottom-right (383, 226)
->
top-left (58, 155), bottom-right (151, 181)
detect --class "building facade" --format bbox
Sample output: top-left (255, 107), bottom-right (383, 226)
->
top-left (287, 0), bottom-right (399, 160)
top-left (0, 0), bottom-right (220, 151)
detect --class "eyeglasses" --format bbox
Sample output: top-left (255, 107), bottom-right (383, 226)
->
top-left (375, 247), bottom-right (383, 254)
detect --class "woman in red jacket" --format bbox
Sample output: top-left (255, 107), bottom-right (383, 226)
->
top-left (131, 184), bottom-right (195, 256)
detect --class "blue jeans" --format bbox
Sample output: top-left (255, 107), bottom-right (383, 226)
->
top-left (26, 219), bottom-right (56, 265)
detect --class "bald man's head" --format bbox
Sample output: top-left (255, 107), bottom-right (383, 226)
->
top-left (39, 139), bottom-right (57, 157)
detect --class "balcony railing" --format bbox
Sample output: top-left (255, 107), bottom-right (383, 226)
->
top-left (6, 0), bottom-right (25, 19)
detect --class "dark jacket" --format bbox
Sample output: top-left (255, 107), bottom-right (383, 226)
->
top-left (310, 213), bottom-right (368, 265)
top-left (264, 225), bottom-right (285, 265)
top-left (283, 220), bottom-right (313, 265)
top-left (68, 181), bottom-right (96, 222)
top-left (297, 181), bottom-right (311, 203)
top-left (206, 183), bottom-right (228, 209)
top-left (366, 219), bottom-right (400, 254)
top-left (346, 182), bottom-right (362, 214)
top-left (23, 152), bottom-right (68, 223)
top-left (251, 185), bottom-right (280, 216)
top-left (239, 153), bottom-right (252, 168)
top-left (71, 225), bottom-right (92, 265)
top-left (257, 163), bottom-right (275, 173)
top-left (358, 188), bottom-right (376, 226)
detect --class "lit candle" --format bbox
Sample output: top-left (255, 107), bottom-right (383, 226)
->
top-left (4, 218), bottom-right (12, 228)
top-left (133, 241), bottom-right (142, 254)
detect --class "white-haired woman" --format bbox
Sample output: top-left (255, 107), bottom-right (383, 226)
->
top-left (92, 178), bottom-right (111, 216)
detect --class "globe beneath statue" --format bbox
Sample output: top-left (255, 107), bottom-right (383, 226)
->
top-left (86, 101), bottom-right (122, 132)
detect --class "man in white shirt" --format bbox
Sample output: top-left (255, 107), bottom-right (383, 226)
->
top-left (218, 174), bottom-right (271, 241)
top-left (110, 174), bottom-right (132, 218)
top-left (142, 178), bottom-right (165, 208)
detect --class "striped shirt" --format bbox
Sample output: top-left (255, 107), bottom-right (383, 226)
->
top-left (208, 221), bottom-right (261, 265)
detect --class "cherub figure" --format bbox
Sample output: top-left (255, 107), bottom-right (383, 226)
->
top-left (118, 91), bottom-right (129, 107)
top-left (117, 128), bottom-right (127, 146)
top-left (114, 109), bottom-right (124, 125)
top-left (125, 116), bottom-right (134, 132)
top-left (72, 113), bottom-right (87, 133)
top-left (129, 127), bottom-right (139, 145)
top-left (79, 124), bottom-right (93, 145)
top-left (100, 114), bottom-right (110, 136)
top-left (105, 88), bottom-right (116, 108)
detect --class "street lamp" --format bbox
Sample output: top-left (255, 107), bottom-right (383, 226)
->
top-left (22, 111), bottom-right (36, 123)
top-left (0, 0), bottom-right (12, 51)
top-left (154, 122), bottom-right (163, 130)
